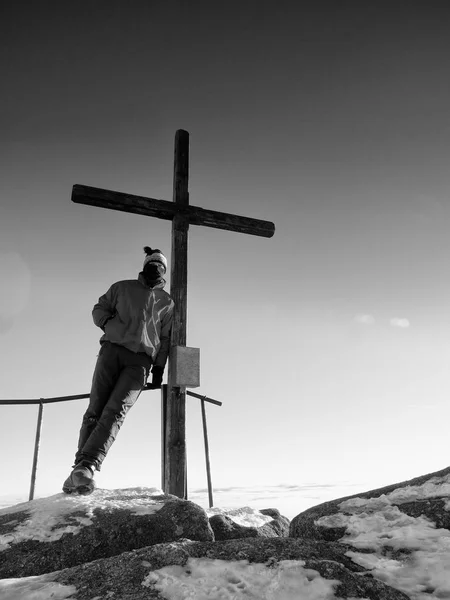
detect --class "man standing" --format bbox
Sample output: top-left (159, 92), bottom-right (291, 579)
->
top-left (63, 247), bottom-right (174, 495)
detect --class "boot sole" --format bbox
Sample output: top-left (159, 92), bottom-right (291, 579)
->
top-left (62, 479), bottom-right (95, 495)
top-left (62, 484), bottom-right (95, 495)
top-left (75, 484), bottom-right (95, 495)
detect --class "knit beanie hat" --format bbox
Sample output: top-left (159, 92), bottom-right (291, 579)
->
top-left (143, 247), bottom-right (168, 271)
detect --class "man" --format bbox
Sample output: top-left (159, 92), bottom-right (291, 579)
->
top-left (63, 247), bottom-right (174, 495)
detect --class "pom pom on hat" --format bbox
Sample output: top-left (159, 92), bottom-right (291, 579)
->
top-left (143, 247), bottom-right (168, 271)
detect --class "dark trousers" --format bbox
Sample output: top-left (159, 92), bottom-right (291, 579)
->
top-left (75, 342), bottom-right (152, 470)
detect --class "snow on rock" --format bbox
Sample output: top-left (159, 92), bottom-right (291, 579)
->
top-left (290, 465), bottom-right (450, 600)
top-left (144, 558), bottom-right (343, 599)
top-left (0, 487), bottom-right (166, 551)
top-left (0, 487), bottom-right (214, 579)
top-left (0, 575), bottom-right (77, 600)
top-left (206, 505), bottom-right (274, 527)
top-left (208, 506), bottom-right (290, 540)
top-left (0, 537), bottom-right (404, 600)
top-left (5, 467), bottom-right (450, 599)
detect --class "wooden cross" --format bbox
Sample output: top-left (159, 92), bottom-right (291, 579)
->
top-left (71, 129), bottom-right (275, 498)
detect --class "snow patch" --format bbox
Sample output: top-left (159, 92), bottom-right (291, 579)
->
top-left (144, 558), bottom-right (356, 600)
top-left (206, 505), bottom-right (273, 527)
top-left (0, 487), bottom-right (165, 551)
top-left (316, 474), bottom-right (450, 599)
top-left (0, 575), bottom-right (77, 600)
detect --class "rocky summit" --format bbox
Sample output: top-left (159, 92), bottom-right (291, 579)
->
top-left (1, 468), bottom-right (450, 599)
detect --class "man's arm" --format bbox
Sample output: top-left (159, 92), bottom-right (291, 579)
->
top-left (153, 306), bottom-right (174, 369)
top-left (92, 285), bottom-right (116, 331)
top-left (149, 305), bottom-right (174, 389)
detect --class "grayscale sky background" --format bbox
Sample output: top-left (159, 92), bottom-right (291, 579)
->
top-left (1, 1), bottom-right (450, 513)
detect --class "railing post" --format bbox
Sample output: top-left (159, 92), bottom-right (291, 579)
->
top-left (161, 385), bottom-right (167, 491)
top-left (201, 399), bottom-right (214, 508)
top-left (29, 400), bottom-right (44, 501)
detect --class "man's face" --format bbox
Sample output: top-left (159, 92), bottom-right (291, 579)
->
top-left (144, 261), bottom-right (166, 279)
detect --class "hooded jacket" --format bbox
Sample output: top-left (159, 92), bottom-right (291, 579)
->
top-left (92, 273), bottom-right (174, 368)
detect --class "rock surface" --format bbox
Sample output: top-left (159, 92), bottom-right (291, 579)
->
top-left (290, 465), bottom-right (450, 599)
top-left (2, 468), bottom-right (450, 599)
top-left (2, 538), bottom-right (410, 600)
top-left (209, 507), bottom-right (290, 540)
top-left (0, 488), bottom-right (214, 578)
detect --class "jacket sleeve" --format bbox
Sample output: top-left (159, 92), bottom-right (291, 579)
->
top-left (92, 285), bottom-right (117, 331)
top-left (153, 304), bottom-right (174, 368)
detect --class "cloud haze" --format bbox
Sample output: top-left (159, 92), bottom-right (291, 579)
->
top-left (390, 318), bottom-right (410, 328)
top-left (354, 314), bottom-right (375, 325)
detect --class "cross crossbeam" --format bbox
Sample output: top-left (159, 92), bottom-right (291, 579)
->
top-left (72, 184), bottom-right (275, 238)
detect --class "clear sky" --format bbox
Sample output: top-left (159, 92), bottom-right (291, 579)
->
top-left (2, 1), bottom-right (450, 510)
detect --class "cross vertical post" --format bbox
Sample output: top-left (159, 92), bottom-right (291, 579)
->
top-left (165, 130), bottom-right (189, 497)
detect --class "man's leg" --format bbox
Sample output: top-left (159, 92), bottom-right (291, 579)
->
top-left (74, 342), bottom-right (121, 468)
top-left (79, 347), bottom-right (151, 469)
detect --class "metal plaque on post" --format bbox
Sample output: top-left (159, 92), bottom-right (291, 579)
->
top-left (171, 346), bottom-right (200, 388)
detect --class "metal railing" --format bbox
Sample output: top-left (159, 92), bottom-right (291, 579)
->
top-left (0, 385), bottom-right (222, 506)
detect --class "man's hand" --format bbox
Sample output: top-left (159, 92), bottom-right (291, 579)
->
top-left (148, 366), bottom-right (164, 389)
top-left (100, 313), bottom-right (116, 332)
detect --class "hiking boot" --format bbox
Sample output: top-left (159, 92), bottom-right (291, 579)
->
top-left (62, 463), bottom-right (95, 495)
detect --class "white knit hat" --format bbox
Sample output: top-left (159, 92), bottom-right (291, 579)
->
top-left (143, 247), bottom-right (168, 271)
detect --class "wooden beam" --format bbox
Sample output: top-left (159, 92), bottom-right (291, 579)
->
top-left (161, 385), bottom-right (167, 491)
top-left (165, 129), bottom-right (189, 498)
top-left (72, 185), bottom-right (175, 220)
top-left (72, 184), bottom-right (275, 238)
